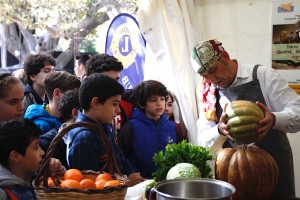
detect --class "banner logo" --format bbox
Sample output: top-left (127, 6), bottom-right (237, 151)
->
top-left (106, 13), bottom-right (146, 89)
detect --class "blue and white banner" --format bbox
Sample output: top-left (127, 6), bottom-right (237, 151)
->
top-left (105, 13), bottom-right (146, 89)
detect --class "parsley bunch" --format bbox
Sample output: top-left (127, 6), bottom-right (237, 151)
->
top-left (152, 140), bottom-right (214, 182)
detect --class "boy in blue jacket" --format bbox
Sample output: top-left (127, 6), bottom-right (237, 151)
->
top-left (85, 54), bottom-right (135, 135)
top-left (118, 80), bottom-right (178, 178)
top-left (25, 71), bottom-right (80, 133)
top-left (66, 73), bottom-right (144, 186)
top-left (0, 119), bottom-right (65, 200)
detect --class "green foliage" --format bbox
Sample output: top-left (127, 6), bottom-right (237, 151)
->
top-left (79, 37), bottom-right (97, 53)
top-left (0, 0), bottom-right (140, 38)
top-left (152, 140), bottom-right (214, 182)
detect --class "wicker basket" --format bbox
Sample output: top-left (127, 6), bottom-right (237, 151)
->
top-left (33, 122), bottom-right (128, 200)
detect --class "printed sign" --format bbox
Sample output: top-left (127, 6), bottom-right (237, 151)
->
top-left (105, 13), bottom-right (146, 89)
top-left (272, 1), bottom-right (300, 94)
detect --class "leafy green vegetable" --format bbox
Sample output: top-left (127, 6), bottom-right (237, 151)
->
top-left (152, 140), bottom-right (214, 182)
top-left (145, 179), bottom-right (157, 189)
top-left (166, 163), bottom-right (201, 180)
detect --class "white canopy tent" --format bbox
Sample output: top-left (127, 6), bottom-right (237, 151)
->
top-left (137, 0), bottom-right (299, 196)
top-left (138, 0), bottom-right (200, 144)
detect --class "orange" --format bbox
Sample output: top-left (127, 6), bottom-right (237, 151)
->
top-left (104, 180), bottom-right (121, 187)
top-left (95, 179), bottom-right (107, 189)
top-left (64, 169), bottom-right (84, 182)
top-left (47, 178), bottom-right (56, 187)
top-left (95, 173), bottom-right (112, 182)
top-left (80, 179), bottom-right (96, 189)
top-left (61, 179), bottom-right (82, 189)
top-left (95, 178), bottom-right (107, 185)
top-left (59, 180), bottom-right (65, 188)
top-left (40, 178), bottom-right (57, 187)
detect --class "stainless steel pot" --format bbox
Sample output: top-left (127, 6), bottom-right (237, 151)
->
top-left (154, 178), bottom-right (235, 200)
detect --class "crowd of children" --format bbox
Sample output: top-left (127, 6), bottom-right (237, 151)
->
top-left (0, 73), bottom-right (65, 199)
top-left (0, 53), bottom-right (187, 198)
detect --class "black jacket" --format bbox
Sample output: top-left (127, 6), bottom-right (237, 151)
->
top-left (22, 84), bottom-right (47, 112)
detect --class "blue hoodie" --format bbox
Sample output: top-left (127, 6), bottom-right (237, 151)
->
top-left (24, 103), bottom-right (62, 133)
top-left (118, 108), bottom-right (177, 178)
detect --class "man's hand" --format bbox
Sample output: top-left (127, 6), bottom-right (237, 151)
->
top-left (256, 101), bottom-right (275, 141)
top-left (127, 172), bottom-right (145, 186)
top-left (218, 103), bottom-right (235, 141)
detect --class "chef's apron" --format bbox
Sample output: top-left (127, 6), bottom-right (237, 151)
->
top-left (216, 65), bottom-right (295, 198)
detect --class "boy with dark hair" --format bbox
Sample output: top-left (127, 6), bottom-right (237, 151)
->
top-left (67, 73), bottom-right (143, 186)
top-left (74, 54), bottom-right (91, 80)
top-left (22, 54), bottom-right (56, 110)
top-left (36, 89), bottom-right (80, 168)
top-left (59, 89), bottom-right (81, 145)
top-left (59, 89), bottom-right (80, 124)
top-left (24, 71), bottom-right (81, 133)
top-left (118, 80), bottom-right (178, 178)
top-left (85, 53), bottom-right (123, 80)
top-left (0, 119), bottom-right (64, 199)
top-left (85, 53), bottom-right (134, 135)
top-left (24, 71), bottom-right (80, 168)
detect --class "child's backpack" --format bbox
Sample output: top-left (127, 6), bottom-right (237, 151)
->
top-left (1, 187), bottom-right (17, 200)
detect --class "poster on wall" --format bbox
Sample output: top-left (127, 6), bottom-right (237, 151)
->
top-left (272, 1), bottom-right (300, 95)
top-left (105, 13), bottom-right (146, 89)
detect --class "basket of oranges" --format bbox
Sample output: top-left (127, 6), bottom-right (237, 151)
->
top-left (34, 169), bottom-right (127, 200)
top-left (33, 122), bottom-right (128, 200)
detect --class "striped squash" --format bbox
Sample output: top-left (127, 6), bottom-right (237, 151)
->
top-left (226, 100), bottom-right (264, 144)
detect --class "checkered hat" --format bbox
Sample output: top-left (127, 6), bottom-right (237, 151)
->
top-left (191, 39), bottom-right (224, 74)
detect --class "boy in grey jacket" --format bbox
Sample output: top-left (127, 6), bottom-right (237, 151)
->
top-left (0, 119), bottom-right (64, 199)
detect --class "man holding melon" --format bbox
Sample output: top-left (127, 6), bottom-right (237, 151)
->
top-left (191, 39), bottom-right (300, 198)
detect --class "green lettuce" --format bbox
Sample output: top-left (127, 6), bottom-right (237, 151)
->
top-left (152, 140), bottom-right (214, 181)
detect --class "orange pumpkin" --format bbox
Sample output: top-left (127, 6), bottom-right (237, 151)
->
top-left (215, 144), bottom-right (278, 200)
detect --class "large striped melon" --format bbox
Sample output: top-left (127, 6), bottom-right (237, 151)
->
top-left (225, 100), bottom-right (264, 144)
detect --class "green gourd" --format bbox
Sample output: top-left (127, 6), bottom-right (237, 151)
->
top-left (226, 100), bottom-right (264, 144)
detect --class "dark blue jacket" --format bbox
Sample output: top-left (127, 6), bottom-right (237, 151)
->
top-left (39, 128), bottom-right (68, 168)
top-left (118, 108), bottom-right (177, 178)
top-left (66, 111), bottom-right (136, 175)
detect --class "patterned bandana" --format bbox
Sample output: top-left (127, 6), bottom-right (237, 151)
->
top-left (191, 39), bottom-right (224, 75)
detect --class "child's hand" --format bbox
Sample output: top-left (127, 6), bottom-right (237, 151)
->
top-left (49, 158), bottom-right (65, 175)
top-left (127, 172), bottom-right (145, 186)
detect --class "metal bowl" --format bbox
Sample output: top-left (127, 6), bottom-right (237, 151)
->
top-left (154, 178), bottom-right (235, 200)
